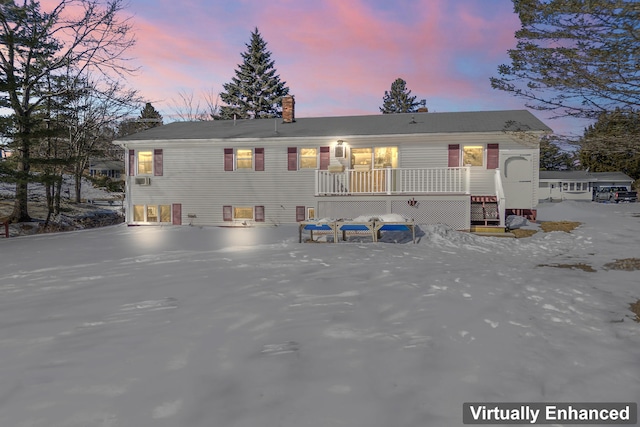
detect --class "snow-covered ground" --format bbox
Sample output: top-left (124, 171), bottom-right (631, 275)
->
top-left (1, 176), bottom-right (123, 236)
top-left (0, 201), bottom-right (638, 427)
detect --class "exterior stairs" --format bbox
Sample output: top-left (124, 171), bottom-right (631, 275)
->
top-left (470, 195), bottom-right (506, 234)
top-left (471, 196), bottom-right (500, 226)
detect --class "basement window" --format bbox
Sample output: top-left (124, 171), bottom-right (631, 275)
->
top-left (233, 207), bottom-right (254, 220)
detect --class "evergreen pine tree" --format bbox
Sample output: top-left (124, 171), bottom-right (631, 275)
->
top-left (491, 0), bottom-right (640, 120)
top-left (539, 137), bottom-right (575, 171)
top-left (118, 102), bottom-right (162, 137)
top-left (139, 103), bottom-right (163, 128)
top-left (380, 78), bottom-right (426, 114)
top-left (578, 109), bottom-right (640, 181)
top-left (219, 28), bottom-right (289, 120)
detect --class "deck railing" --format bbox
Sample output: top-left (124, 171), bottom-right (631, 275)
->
top-left (315, 167), bottom-right (470, 195)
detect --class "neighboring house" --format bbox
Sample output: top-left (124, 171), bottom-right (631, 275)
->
top-left (113, 96), bottom-right (551, 230)
top-left (539, 170), bottom-right (634, 201)
top-left (89, 159), bottom-right (124, 179)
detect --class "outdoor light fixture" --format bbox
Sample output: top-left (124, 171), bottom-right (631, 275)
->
top-left (336, 140), bottom-right (344, 145)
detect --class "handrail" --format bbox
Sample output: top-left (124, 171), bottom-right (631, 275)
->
top-left (316, 167), bottom-right (470, 195)
top-left (494, 169), bottom-right (506, 228)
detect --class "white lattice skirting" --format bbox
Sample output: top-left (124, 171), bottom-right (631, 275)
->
top-left (318, 198), bottom-right (470, 230)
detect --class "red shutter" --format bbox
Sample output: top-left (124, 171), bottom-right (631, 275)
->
top-left (288, 147), bottom-right (298, 171)
top-left (319, 146), bottom-right (330, 170)
top-left (487, 143), bottom-right (499, 169)
top-left (223, 205), bottom-right (232, 221)
top-left (296, 206), bottom-right (305, 222)
top-left (128, 150), bottom-right (135, 176)
top-left (448, 144), bottom-right (460, 167)
top-left (255, 205), bottom-right (265, 222)
top-left (255, 148), bottom-right (264, 171)
top-left (154, 149), bottom-right (163, 176)
top-left (224, 149), bottom-right (234, 171)
top-left (172, 204), bottom-right (182, 225)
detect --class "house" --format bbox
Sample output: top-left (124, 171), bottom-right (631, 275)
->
top-left (539, 170), bottom-right (635, 201)
top-left (113, 96), bottom-right (551, 230)
top-left (89, 159), bottom-right (124, 179)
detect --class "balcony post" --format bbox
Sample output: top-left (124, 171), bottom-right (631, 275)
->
top-left (386, 167), bottom-right (392, 195)
top-left (464, 166), bottom-right (471, 194)
top-left (315, 169), bottom-right (319, 196)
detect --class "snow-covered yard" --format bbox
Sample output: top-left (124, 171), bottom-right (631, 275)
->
top-left (0, 201), bottom-right (638, 427)
top-left (0, 175), bottom-right (123, 235)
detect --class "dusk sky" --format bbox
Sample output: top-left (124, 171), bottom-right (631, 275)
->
top-left (56, 0), bottom-right (593, 136)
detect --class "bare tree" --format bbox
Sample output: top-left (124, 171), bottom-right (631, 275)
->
top-left (66, 76), bottom-right (141, 202)
top-left (170, 88), bottom-right (220, 121)
top-left (0, 0), bottom-right (137, 222)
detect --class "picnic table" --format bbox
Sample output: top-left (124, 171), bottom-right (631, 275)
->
top-left (299, 219), bottom-right (415, 243)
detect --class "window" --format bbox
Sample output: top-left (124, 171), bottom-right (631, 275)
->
top-left (374, 147), bottom-right (398, 168)
top-left (224, 148), bottom-right (262, 171)
top-left (138, 151), bottom-right (153, 174)
top-left (463, 146), bottom-right (484, 166)
top-left (569, 182), bottom-right (575, 191)
top-left (234, 207), bottom-right (253, 219)
top-left (223, 206), bottom-right (263, 222)
top-left (236, 149), bottom-right (253, 169)
top-left (307, 207), bottom-right (315, 220)
top-left (133, 205), bottom-right (145, 221)
top-left (147, 205), bottom-right (158, 222)
top-left (133, 204), bottom-right (172, 222)
top-left (351, 148), bottom-right (373, 169)
top-left (132, 150), bottom-right (163, 176)
top-left (160, 205), bottom-right (171, 222)
top-left (300, 148), bottom-right (317, 169)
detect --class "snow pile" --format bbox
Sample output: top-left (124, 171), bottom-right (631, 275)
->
top-left (505, 214), bottom-right (528, 229)
top-left (350, 213), bottom-right (411, 222)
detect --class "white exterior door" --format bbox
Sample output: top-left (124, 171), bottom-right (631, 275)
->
top-left (502, 154), bottom-right (534, 209)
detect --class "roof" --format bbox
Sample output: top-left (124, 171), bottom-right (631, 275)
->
top-left (540, 170), bottom-right (634, 182)
top-left (116, 110), bottom-right (552, 142)
top-left (89, 160), bottom-right (124, 170)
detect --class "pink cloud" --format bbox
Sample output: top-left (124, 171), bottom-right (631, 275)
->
top-left (32, 0), bottom-right (581, 134)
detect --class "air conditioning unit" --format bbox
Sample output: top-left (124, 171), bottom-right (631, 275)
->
top-left (135, 177), bottom-right (151, 186)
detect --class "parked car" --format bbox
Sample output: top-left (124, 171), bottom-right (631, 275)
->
top-left (594, 187), bottom-right (638, 203)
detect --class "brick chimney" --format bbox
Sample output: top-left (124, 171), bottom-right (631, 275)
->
top-left (282, 95), bottom-right (295, 123)
top-left (417, 107), bottom-right (429, 113)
